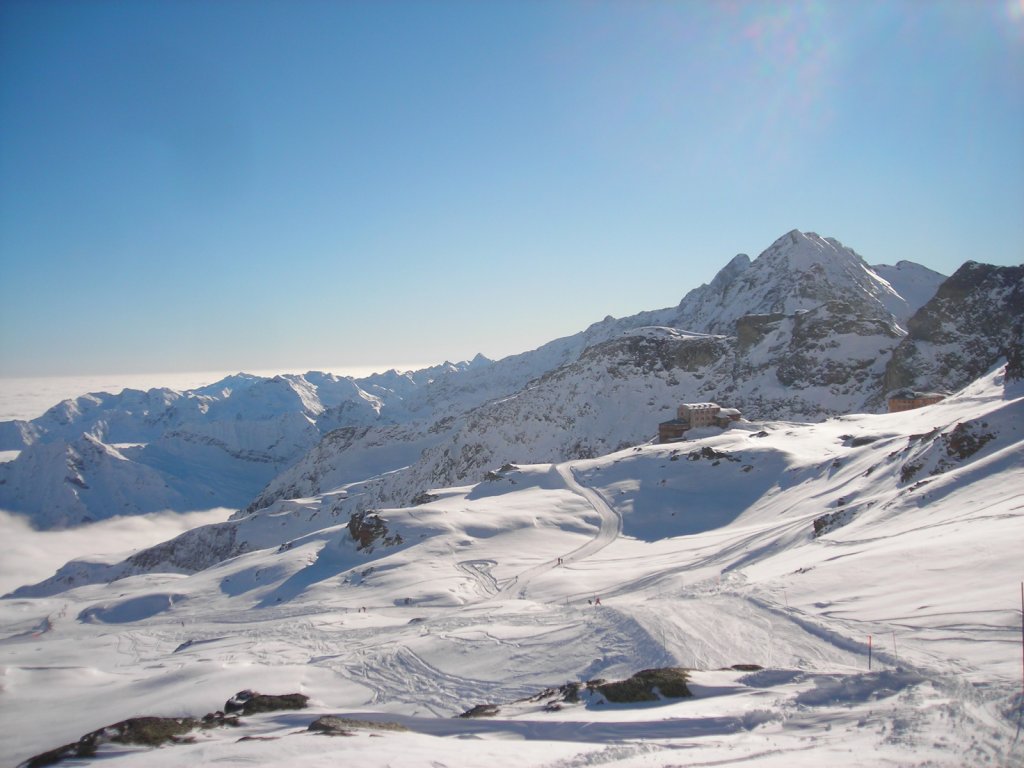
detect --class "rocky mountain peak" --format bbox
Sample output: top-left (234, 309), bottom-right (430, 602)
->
top-left (759, 230), bottom-right (877, 290)
top-left (670, 229), bottom-right (907, 336)
top-left (702, 253), bottom-right (751, 295)
top-left (0, 229), bottom-right (960, 530)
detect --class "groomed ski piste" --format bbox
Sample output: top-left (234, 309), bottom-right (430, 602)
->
top-left (1, 367), bottom-right (1022, 766)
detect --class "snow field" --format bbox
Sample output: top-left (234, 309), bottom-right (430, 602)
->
top-left (1, 370), bottom-right (1022, 765)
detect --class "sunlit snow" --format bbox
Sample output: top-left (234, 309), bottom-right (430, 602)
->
top-left (1, 368), bottom-right (1021, 766)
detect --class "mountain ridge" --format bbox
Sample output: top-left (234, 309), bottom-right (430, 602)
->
top-left (2, 233), bottom-right (1022, 767)
top-left (1, 229), bottom-right (1007, 530)
top-left (4, 364), bottom-right (1020, 767)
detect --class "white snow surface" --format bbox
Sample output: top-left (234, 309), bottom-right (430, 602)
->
top-left (0, 230), bottom-right (950, 529)
top-left (2, 367), bottom-right (1022, 767)
top-left (870, 260), bottom-right (947, 325)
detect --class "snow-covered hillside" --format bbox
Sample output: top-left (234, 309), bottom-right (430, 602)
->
top-left (0, 361), bottom-right (493, 527)
top-left (3, 229), bottom-right (1020, 767)
top-left (2, 366), bottom-right (1021, 767)
top-left (1, 229), bottom-right (960, 529)
top-left (245, 231), bottom-right (964, 515)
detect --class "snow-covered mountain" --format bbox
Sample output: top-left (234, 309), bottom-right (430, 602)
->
top-left (3, 229), bottom-right (1023, 766)
top-left (0, 362), bottom-right (490, 527)
top-left (245, 230), bottom-right (957, 513)
top-left (0, 229), bottom-right (987, 530)
top-left (3, 365), bottom-right (1021, 767)
top-left (663, 230), bottom-right (936, 333)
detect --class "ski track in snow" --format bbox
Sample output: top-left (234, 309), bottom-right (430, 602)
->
top-left (498, 462), bottom-right (623, 600)
top-left (455, 559), bottom-right (500, 597)
top-left (3, 372), bottom-right (1024, 766)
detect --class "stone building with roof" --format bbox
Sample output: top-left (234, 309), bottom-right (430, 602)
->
top-left (887, 389), bottom-right (947, 413)
top-left (658, 402), bottom-right (741, 443)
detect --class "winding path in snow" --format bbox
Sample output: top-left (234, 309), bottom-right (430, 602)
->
top-left (455, 559), bottom-right (499, 597)
top-left (497, 462), bottom-right (622, 598)
top-left (554, 462), bottom-right (623, 563)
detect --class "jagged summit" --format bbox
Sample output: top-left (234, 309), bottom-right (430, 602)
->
top-left (758, 230), bottom-right (868, 274)
top-left (0, 229), bottom-right (962, 528)
top-left (666, 229), bottom-right (911, 335)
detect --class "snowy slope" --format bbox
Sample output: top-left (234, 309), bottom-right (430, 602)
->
top-left (0, 435), bottom-right (194, 529)
top-left (246, 231), bottom-right (951, 513)
top-left (251, 300), bottom-right (905, 511)
top-left (0, 362), bottom-right (489, 527)
top-left (2, 365), bottom-right (1021, 767)
top-left (870, 259), bottom-right (947, 321)
top-left (0, 230), bottom-right (959, 530)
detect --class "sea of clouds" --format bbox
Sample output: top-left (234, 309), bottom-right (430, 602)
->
top-left (0, 367), bottom-right (414, 595)
top-left (0, 507), bottom-right (234, 596)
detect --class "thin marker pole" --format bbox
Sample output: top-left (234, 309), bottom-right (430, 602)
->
top-left (892, 631), bottom-right (898, 664)
top-left (868, 635), bottom-right (872, 671)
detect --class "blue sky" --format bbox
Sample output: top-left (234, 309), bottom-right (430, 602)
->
top-left (1, 0), bottom-right (1022, 378)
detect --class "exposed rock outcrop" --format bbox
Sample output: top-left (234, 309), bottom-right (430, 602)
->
top-left (884, 262), bottom-right (1024, 396)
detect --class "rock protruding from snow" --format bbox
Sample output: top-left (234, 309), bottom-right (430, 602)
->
top-left (884, 262), bottom-right (1024, 395)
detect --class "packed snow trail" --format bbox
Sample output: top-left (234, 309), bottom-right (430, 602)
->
top-left (554, 462), bottom-right (623, 562)
top-left (455, 559), bottom-right (499, 597)
top-left (497, 463), bottom-right (622, 598)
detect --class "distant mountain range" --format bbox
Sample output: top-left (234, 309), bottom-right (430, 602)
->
top-left (1, 229), bottom-right (1020, 530)
top-left (4, 230), bottom-right (1023, 768)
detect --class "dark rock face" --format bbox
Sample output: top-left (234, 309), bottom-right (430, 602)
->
top-left (127, 522), bottom-right (243, 573)
top-left (812, 509), bottom-right (856, 538)
top-left (942, 421), bottom-right (995, 461)
top-left (1004, 316), bottom-right (1024, 382)
top-left (308, 715), bottom-right (408, 734)
top-left (885, 262), bottom-right (1024, 394)
top-left (775, 301), bottom-right (902, 389)
top-left (687, 446), bottom-right (739, 463)
top-left (577, 334), bottom-right (730, 376)
top-left (347, 511), bottom-right (403, 552)
top-left (896, 418), bottom-right (998, 485)
top-left (21, 716), bottom-right (203, 768)
top-left (456, 667), bottom-right (692, 718)
top-left (458, 703), bottom-right (501, 718)
top-left (22, 691), bottom-right (306, 767)
top-left (736, 313), bottom-right (785, 351)
top-left (224, 690), bottom-right (309, 715)
top-left (592, 667), bottom-right (692, 703)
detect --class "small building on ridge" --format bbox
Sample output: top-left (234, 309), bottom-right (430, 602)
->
top-left (658, 402), bottom-right (741, 443)
top-left (887, 389), bottom-right (947, 413)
